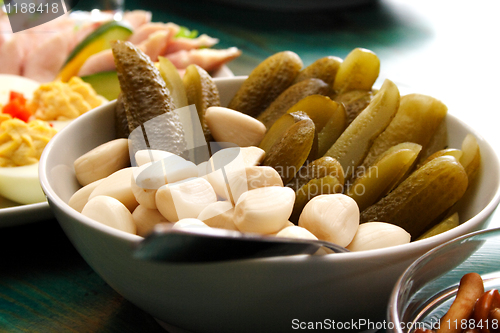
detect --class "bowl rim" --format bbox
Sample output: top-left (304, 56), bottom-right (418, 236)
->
top-left (387, 226), bottom-right (500, 332)
top-left (38, 76), bottom-right (500, 264)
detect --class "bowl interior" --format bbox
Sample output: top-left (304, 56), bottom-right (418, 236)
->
top-left (41, 76), bottom-right (500, 243)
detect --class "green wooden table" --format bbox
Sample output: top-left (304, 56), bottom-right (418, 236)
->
top-left (2, 0), bottom-right (500, 332)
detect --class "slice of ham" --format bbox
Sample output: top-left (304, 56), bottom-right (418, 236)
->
top-left (0, 12), bottom-right (13, 47)
top-left (137, 30), bottom-right (170, 62)
top-left (123, 10), bottom-right (152, 30)
top-left (23, 33), bottom-right (69, 82)
top-left (164, 34), bottom-right (219, 54)
top-left (0, 14), bottom-right (102, 80)
top-left (165, 47), bottom-right (241, 72)
top-left (128, 22), bottom-right (179, 45)
top-left (21, 15), bottom-right (78, 52)
top-left (0, 37), bottom-right (24, 75)
top-left (77, 49), bottom-right (115, 77)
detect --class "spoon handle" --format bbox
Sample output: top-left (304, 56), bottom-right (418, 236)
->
top-left (133, 225), bottom-right (348, 264)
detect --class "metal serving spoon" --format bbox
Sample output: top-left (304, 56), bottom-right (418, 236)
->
top-left (133, 224), bottom-right (349, 263)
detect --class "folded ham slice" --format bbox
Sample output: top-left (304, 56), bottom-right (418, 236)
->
top-left (24, 33), bottom-right (69, 82)
top-left (122, 10), bottom-right (152, 30)
top-left (137, 30), bottom-right (170, 62)
top-left (0, 37), bottom-right (24, 75)
top-left (128, 22), bottom-right (179, 45)
top-left (166, 47), bottom-right (241, 72)
top-left (164, 34), bottom-right (219, 54)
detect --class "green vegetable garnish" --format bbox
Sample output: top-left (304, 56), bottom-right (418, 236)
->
top-left (175, 26), bottom-right (198, 39)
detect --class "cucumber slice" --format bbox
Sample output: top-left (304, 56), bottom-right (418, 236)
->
top-left (81, 71), bottom-right (120, 101)
top-left (58, 20), bottom-right (133, 82)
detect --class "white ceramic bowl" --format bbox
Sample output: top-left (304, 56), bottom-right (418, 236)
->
top-left (39, 77), bottom-right (500, 333)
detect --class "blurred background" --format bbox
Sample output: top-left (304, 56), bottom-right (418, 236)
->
top-left (67, 0), bottom-right (497, 149)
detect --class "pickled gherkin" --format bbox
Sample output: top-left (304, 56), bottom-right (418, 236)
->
top-left (114, 93), bottom-right (129, 138)
top-left (347, 142), bottom-right (422, 212)
top-left (287, 156), bottom-right (344, 192)
top-left (111, 40), bottom-right (187, 157)
top-left (228, 51), bottom-right (303, 118)
top-left (333, 89), bottom-right (374, 125)
top-left (417, 148), bottom-right (463, 169)
top-left (324, 79), bottom-right (400, 180)
top-left (417, 212), bottom-right (459, 240)
top-left (159, 56), bottom-right (188, 109)
top-left (360, 156), bottom-right (468, 239)
top-left (293, 56), bottom-right (342, 87)
top-left (360, 93), bottom-right (448, 171)
top-left (183, 64), bottom-right (221, 143)
top-left (286, 95), bottom-right (346, 157)
top-left (460, 134), bottom-right (481, 182)
top-left (332, 48), bottom-right (380, 94)
top-left (261, 112), bottom-right (316, 184)
top-left (257, 78), bottom-right (330, 129)
top-left (259, 111), bottom-right (312, 154)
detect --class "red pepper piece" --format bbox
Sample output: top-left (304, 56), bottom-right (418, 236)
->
top-left (2, 91), bottom-right (31, 122)
top-left (9, 91), bottom-right (27, 104)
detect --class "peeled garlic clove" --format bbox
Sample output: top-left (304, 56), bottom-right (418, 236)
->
top-left (208, 146), bottom-right (265, 172)
top-left (227, 166), bottom-right (283, 204)
top-left (135, 149), bottom-right (175, 166)
top-left (197, 161), bottom-right (209, 177)
top-left (268, 221), bottom-right (297, 236)
top-left (134, 156), bottom-right (198, 189)
top-left (274, 221), bottom-right (333, 256)
top-left (131, 187), bottom-right (157, 210)
top-left (276, 225), bottom-right (318, 240)
top-left (207, 146), bottom-right (266, 199)
top-left (275, 225), bottom-right (332, 256)
top-left (132, 205), bottom-right (170, 237)
top-left (156, 177), bottom-right (217, 222)
top-left (197, 201), bottom-right (238, 230)
top-left (346, 222), bottom-right (410, 251)
top-left (205, 106), bottom-right (267, 147)
top-left (162, 157), bottom-right (198, 184)
top-left (234, 186), bottom-right (295, 234)
top-left (74, 138), bottom-right (130, 186)
top-left (82, 195), bottom-right (136, 234)
top-left (298, 194), bottom-right (359, 247)
top-left (69, 179), bottom-right (103, 213)
top-left (240, 146), bottom-right (266, 166)
top-left (132, 162), bottom-right (166, 192)
top-left (172, 218), bottom-right (211, 229)
top-left (131, 163), bottom-right (160, 209)
top-left (89, 167), bottom-right (138, 212)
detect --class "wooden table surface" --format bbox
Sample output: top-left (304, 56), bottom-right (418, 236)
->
top-left (2, 0), bottom-right (500, 332)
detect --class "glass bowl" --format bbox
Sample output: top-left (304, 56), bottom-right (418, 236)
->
top-left (388, 227), bottom-right (500, 333)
